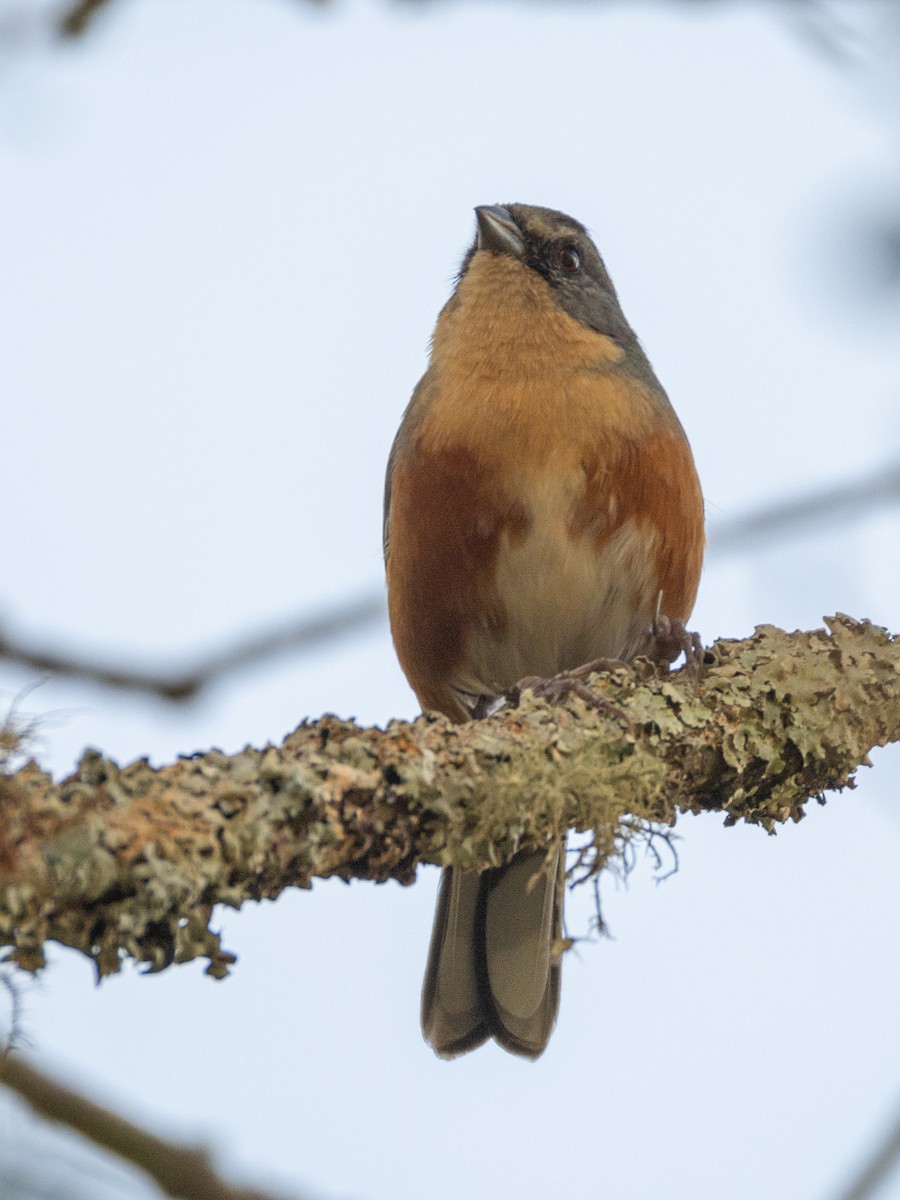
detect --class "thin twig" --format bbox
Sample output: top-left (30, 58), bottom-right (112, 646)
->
top-left (0, 1054), bottom-right (293, 1200)
top-left (830, 1101), bottom-right (900, 1200)
top-left (3, 461), bottom-right (900, 705)
top-left (0, 591), bottom-right (385, 703)
top-left (708, 460), bottom-right (900, 554)
top-left (58, 0), bottom-right (114, 38)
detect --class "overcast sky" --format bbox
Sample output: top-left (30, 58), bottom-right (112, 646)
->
top-left (2, 2), bottom-right (900, 1199)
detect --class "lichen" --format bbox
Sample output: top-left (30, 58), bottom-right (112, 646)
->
top-left (1, 616), bottom-right (897, 979)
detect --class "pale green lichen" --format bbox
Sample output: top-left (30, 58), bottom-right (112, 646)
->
top-left (0, 616), bottom-right (897, 978)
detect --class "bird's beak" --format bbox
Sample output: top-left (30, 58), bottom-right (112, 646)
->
top-left (475, 206), bottom-right (525, 260)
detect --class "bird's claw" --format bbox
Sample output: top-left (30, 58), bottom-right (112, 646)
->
top-left (506, 659), bottom-right (628, 719)
top-left (643, 614), bottom-right (705, 681)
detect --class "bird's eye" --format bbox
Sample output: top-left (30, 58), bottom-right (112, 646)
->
top-left (558, 246), bottom-right (581, 274)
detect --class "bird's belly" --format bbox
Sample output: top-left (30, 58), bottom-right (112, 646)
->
top-left (455, 488), bottom-right (660, 699)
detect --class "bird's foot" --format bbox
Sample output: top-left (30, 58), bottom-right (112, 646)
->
top-left (506, 657), bottom-right (628, 718)
top-left (642, 615), bottom-right (705, 681)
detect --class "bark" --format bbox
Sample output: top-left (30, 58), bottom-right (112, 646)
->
top-left (1, 615), bottom-right (897, 980)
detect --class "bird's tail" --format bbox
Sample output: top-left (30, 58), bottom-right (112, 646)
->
top-left (421, 846), bottom-right (565, 1059)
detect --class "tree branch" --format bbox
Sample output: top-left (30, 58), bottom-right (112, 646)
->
top-left (1, 615), bottom-right (897, 978)
top-left (831, 1096), bottom-right (900, 1200)
top-left (0, 1053), bottom-right (292, 1200)
top-left (49, 0), bottom-right (872, 48)
top-left (0, 591), bottom-right (386, 703)
top-left (706, 459), bottom-right (900, 553)
top-left (58, 0), bottom-right (115, 39)
top-left (2, 460), bottom-right (898, 704)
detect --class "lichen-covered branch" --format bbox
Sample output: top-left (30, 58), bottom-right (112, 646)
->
top-left (1, 616), bottom-right (897, 979)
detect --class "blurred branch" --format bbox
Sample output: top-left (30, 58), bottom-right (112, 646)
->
top-left (831, 1099), bottom-right (900, 1200)
top-left (1, 615), bottom-right (897, 977)
top-left (2, 460), bottom-right (900, 705)
top-left (48, 0), bottom-right (876, 47)
top-left (0, 1054), bottom-right (291, 1200)
top-left (58, 0), bottom-right (114, 38)
top-left (707, 458), bottom-right (900, 554)
top-left (0, 591), bottom-right (386, 702)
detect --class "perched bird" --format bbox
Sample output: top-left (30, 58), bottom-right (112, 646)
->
top-left (384, 204), bottom-right (704, 1060)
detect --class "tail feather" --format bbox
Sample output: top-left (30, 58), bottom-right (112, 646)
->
top-left (421, 847), bottom-right (564, 1060)
top-left (421, 868), bottom-right (490, 1058)
top-left (480, 847), bottom-right (564, 1058)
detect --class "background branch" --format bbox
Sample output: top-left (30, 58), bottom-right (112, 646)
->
top-left (58, 0), bottom-right (114, 38)
top-left (50, 0), bottom-right (861, 46)
top-left (2, 460), bottom-right (898, 705)
top-left (0, 591), bottom-right (386, 703)
top-left (706, 459), bottom-right (900, 554)
top-left (1, 615), bottom-right (897, 979)
top-left (0, 1054), bottom-right (292, 1200)
top-left (832, 1098), bottom-right (900, 1200)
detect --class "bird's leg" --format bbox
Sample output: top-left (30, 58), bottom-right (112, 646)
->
top-left (501, 616), bottom-right (705, 717)
top-left (505, 658), bottom-right (629, 719)
top-left (642, 606), bottom-right (705, 681)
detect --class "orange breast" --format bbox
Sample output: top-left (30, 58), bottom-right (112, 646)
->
top-left (387, 394), bottom-right (703, 720)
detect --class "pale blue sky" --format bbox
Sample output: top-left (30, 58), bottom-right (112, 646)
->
top-left (1, 3), bottom-right (900, 1198)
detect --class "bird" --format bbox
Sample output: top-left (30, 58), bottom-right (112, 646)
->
top-left (383, 203), bottom-right (704, 1060)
